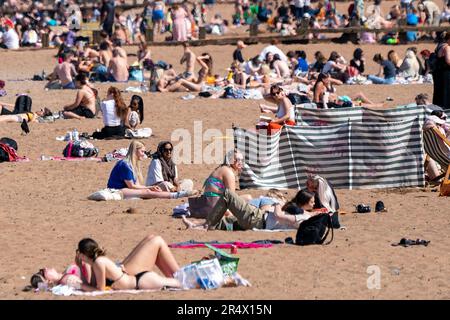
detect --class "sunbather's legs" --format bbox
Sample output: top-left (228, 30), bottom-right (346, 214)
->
top-left (0, 114), bottom-right (26, 123)
top-left (222, 189), bottom-right (266, 230)
top-left (178, 79), bottom-right (203, 92)
top-left (122, 235), bottom-right (180, 277)
top-left (62, 111), bottom-right (84, 120)
top-left (137, 271), bottom-right (181, 289)
top-left (120, 188), bottom-right (191, 199)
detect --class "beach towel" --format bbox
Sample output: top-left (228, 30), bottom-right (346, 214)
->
top-left (50, 284), bottom-right (182, 296)
top-left (125, 128), bottom-right (152, 139)
top-left (169, 240), bottom-right (283, 249)
top-left (40, 156), bottom-right (103, 162)
top-left (88, 188), bottom-right (123, 201)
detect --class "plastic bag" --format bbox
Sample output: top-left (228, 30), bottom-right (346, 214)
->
top-left (174, 258), bottom-right (225, 290)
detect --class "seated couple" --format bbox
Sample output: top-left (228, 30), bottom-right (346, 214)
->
top-left (184, 170), bottom-right (342, 230)
top-left (92, 87), bottom-right (144, 139)
top-left (107, 140), bottom-right (197, 199)
top-left (146, 141), bottom-right (193, 192)
top-left (28, 235), bottom-right (181, 292)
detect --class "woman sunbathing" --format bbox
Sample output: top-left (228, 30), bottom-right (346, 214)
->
top-left (259, 84), bottom-right (296, 134)
top-left (28, 261), bottom-right (92, 291)
top-left (107, 140), bottom-right (196, 199)
top-left (187, 149), bottom-right (250, 218)
top-left (32, 235), bottom-right (182, 292)
top-left (182, 189), bottom-right (321, 231)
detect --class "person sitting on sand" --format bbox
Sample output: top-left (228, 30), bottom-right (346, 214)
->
top-left (92, 86), bottom-right (128, 139)
top-left (187, 149), bottom-right (250, 218)
top-left (313, 73), bottom-right (383, 108)
top-left (182, 189), bottom-right (321, 231)
top-left (107, 48), bottom-right (129, 82)
top-left (159, 53), bottom-right (212, 92)
top-left (46, 52), bottom-right (78, 90)
top-left (107, 140), bottom-right (196, 199)
top-left (146, 141), bottom-right (192, 192)
top-left (31, 235), bottom-right (182, 291)
top-left (305, 174), bottom-right (341, 229)
top-left (259, 84), bottom-right (296, 134)
top-left (127, 95), bottom-right (144, 129)
top-left (62, 73), bottom-right (97, 119)
top-left (179, 42), bottom-right (196, 81)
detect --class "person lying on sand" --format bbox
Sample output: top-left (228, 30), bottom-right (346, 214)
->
top-left (28, 262), bottom-right (92, 291)
top-left (107, 140), bottom-right (197, 199)
top-left (182, 189), bottom-right (324, 231)
top-left (30, 235), bottom-right (182, 291)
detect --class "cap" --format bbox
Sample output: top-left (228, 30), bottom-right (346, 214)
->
top-left (4, 18), bottom-right (14, 29)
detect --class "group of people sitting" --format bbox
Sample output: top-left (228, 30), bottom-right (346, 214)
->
top-left (27, 145), bottom-right (343, 292)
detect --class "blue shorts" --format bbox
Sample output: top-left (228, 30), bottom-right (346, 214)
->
top-left (152, 10), bottom-right (164, 21)
top-left (62, 81), bottom-right (76, 89)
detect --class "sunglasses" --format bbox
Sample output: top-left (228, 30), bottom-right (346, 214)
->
top-left (163, 148), bottom-right (173, 152)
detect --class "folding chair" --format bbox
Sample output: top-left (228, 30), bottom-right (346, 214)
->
top-left (423, 126), bottom-right (450, 196)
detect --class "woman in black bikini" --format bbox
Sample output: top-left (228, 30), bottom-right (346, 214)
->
top-left (75, 235), bottom-right (181, 291)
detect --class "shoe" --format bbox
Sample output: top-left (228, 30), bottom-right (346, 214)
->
top-left (375, 201), bottom-right (387, 212)
top-left (21, 119), bottom-right (30, 134)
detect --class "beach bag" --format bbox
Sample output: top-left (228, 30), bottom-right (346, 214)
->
top-left (295, 213), bottom-right (334, 246)
top-left (287, 93), bottom-right (311, 105)
top-left (63, 139), bottom-right (99, 157)
top-left (129, 68), bottom-right (144, 82)
top-left (0, 142), bottom-right (19, 162)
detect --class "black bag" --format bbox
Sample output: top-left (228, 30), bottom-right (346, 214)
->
top-left (63, 140), bottom-right (99, 157)
top-left (287, 92), bottom-right (311, 105)
top-left (295, 213), bottom-right (334, 246)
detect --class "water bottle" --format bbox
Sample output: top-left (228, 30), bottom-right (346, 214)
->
top-left (42, 69), bottom-right (47, 80)
top-left (140, 82), bottom-right (148, 93)
top-left (78, 149), bottom-right (84, 157)
top-left (72, 129), bottom-right (79, 141)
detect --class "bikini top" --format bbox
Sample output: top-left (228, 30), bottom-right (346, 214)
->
top-left (203, 175), bottom-right (225, 197)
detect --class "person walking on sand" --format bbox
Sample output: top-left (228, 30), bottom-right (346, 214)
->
top-left (179, 42), bottom-right (196, 81)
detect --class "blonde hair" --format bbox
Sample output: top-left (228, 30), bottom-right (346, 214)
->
top-left (266, 188), bottom-right (287, 203)
top-left (124, 140), bottom-right (145, 184)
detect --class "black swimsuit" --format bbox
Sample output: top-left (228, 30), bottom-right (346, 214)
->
top-left (106, 271), bottom-right (149, 289)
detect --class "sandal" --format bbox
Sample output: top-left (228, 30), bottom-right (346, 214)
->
top-left (392, 238), bottom-right (430, 247)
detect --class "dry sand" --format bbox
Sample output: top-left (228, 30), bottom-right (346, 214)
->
top-left (0, 33), bottom-right (449, 300)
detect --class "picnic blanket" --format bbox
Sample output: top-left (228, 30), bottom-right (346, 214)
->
top-left (169, 240), bottom-right (283, 249)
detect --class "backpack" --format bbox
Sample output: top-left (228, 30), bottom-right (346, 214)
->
top-left (295, 213), bottom-right (334, 246)
top-left (0, 142), bottom-right (20, 162)
top-left (63, 139), bottom-right (99, 158)
top-left (14, 95), bottom-right (32, 114)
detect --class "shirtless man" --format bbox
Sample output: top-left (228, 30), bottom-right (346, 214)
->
top-left (62, 74), bottom-right (97, 119)
top-left (48, 52), bottom-right (77, 89)
top-left (112, 38), bottom-right (127, 59)
top-left (108, 49), bottom-right (129, 82)
top-left (179, 42), bottom-right (196, 81)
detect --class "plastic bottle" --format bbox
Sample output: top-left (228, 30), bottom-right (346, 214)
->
top-left (72, 129), bottom-right (79, 141)
top-left (140, 82), bottom-right (148, 93)
top-left (78, 149), bottom-right (84, 157)
top-left (42, 69), bottom-right (47, 80)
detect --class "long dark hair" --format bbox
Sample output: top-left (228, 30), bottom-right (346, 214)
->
top-left (313, 72), bottom-right (329, 95)
top-left (129, 95), bottom-right (144, 124)
top-left (78, 238), bottom-right (106, 262)
top-left (282, 189), bottom-right (315, 211)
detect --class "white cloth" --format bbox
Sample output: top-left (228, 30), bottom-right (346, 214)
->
top-left (146, 158), bottom-right (178, 186)
top-left (259, 45), bottom-right (288, 63)
top-left (100, 99), bottom-right (121, 126)
top-left (276, 103), bottom-right (295, 121)
top-left (128, 110), bottom-right (139, 128)
top-left (2, 28), bottom-right (19, 49)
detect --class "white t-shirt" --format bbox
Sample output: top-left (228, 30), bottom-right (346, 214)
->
top-left (101, 99), bottom-right (121, 126)
top-left (146, 158), bottom-right (178, 186)
top-left (2, 29), bottom-right (20, 49)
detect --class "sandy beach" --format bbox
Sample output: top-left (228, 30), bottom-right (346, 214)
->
top-left (0, 32), bottom-right (449, 300)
